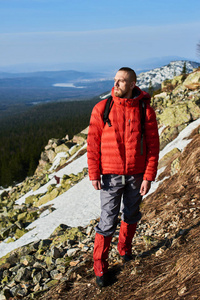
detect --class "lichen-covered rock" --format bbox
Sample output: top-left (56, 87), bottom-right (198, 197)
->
top-left (183, 70), bottom-right (200, 88)
top-left (159, 126), bottom-right (179, 151)
top-left (17, 211), bottom-right (27, 222)
top-left (15, 228), bottom-right (28, 239)
top-left (36, 188), bottom-right (60, 207)
top-left (171, 74), bottom-right (186, 87)
top-left (158, 148), bottom-right (181, 169)
top-left (72, 133), bottom-right (87, 144)
top-left (45, 149), bottom-right (56, 162)
top-left (32, 182), bottom-right (41, 192)
top-left (20, 255), bottom-right (35, 266)
top-left (51, 227), bottom-right (85, 247)
top-left (14, 267), bottom-right (32, 283)
top-left (43, 279), bottom-right (59, 289)
top-left (159, 103), bottom-right (192, 127)
top-left (55, 144), bottom-right (70, 154)
top-left (171, 157), bottom-right (181, 175)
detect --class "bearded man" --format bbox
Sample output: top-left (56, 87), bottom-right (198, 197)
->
top-left (87, 67), bottom-right (159, 287)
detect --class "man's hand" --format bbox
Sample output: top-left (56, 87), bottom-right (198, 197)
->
top-left (92, 180), bottom-right (101, 190)
top-left (140, 180), bottom-right (151, 196)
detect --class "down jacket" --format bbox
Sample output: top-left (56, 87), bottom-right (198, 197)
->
top-left (87, 86), bottom-right (159, 182)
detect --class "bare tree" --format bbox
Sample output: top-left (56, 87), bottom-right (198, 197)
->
top-left (197, 41), bottom-right (200, 57)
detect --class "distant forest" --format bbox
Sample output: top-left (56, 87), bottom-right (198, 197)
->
top-left (0, 97), bottom-right (99, 187)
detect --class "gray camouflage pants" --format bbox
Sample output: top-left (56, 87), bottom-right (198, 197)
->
top-left (95, 174), bottom-right (143, 237)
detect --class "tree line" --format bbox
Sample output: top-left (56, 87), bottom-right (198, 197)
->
top-left (0, 97), bottom-right (99, 187)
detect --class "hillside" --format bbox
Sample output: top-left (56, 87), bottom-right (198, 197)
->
top-left (1, 59), bottom-right (200, 188)
top-left (41, 126), bottom-right (200, 299)
top-left (0, 68), bottom-right (200, 299)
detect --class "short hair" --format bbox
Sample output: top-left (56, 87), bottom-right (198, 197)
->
top-left (118, 67), bottom-right (137, 83)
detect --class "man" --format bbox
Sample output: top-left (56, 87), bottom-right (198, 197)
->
top-left (87, 67), bottom-right (159, 287)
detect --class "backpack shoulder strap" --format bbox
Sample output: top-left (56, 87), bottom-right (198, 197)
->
top-left (103, 95), bottom-right (113, 127)
top-left (139, 100), bottom-right (146, 136)
top-left (139, 100), bottom-right (146, 155)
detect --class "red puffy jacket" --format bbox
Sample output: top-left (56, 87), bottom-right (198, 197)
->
top-left (87, 86), bottom-right (159, 181)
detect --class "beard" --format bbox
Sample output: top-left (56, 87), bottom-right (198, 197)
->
top-left (114, 88), bottom-right (128, 98)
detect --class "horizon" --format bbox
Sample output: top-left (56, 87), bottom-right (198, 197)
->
top-left (0, 57), bottom-right (198, 75)
top-left (0, 0), bottom-right (200, 73)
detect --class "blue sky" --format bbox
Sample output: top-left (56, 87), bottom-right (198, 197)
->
top-left (0, 0), bottom-right (200, 72)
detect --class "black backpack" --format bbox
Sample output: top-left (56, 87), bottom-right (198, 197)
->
top-left (103, 95), bottom-right (146, 155)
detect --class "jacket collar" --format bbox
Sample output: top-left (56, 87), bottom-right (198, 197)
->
top-left (111, 86), bottom-right (151, 106)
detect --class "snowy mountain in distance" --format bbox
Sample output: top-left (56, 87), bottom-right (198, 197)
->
top-left (137, 60), bottom-right (200, 90)
top-left (99, 60), bottom-right (200, 99)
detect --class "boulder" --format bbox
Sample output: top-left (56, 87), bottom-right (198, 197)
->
top-left (159, 126), bottom-right (179, 151)
top-left (36, 188), bottom-right (60, 207)
top-left (183, 70), bottom-right (200, 88)
top-left (55, 144), bottom-right (70, 154)
top-left (45, 149), bottom-right (56, 162)
top-left (171, 157), bottom-right (181, 175)
top-left (25, 195), bottom-right (38, 205)
top-left (159, 103), bottom-right (192, 127)
top-left (14, 267), bottom-right (32, 283)
top-left (15, 228), bottom-right (28, 239)
top-left (158, 148), bottom-right (181, 169)
top-left (72, 133), bottom-right (87, 144)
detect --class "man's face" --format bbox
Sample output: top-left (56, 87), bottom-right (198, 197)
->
top-left (114, 70), bottom-right (135, 98)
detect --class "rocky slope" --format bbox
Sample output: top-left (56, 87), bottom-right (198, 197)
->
top-left (0, 68), bottom-right (200, 299)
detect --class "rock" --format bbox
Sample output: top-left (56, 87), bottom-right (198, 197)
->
top-left (32, 182), bottom-right (42, 192)
top-left (55, 144), bottom-right (70, 154)
top-left (50, 269), bottom-right (62, 280)
top-left (32, 271), bottom-right (42, 285)
top-left (86, 225), bottom-right (94, 236)
top-left (20, 255), bottom-right (34, 266)
top-left (43, 279), bottom-right (59, 289)
top-left (171, 157), bottom-right (181, 175)
top-left (171, 74), bottom-right (186, 87)
top-left (14, 267), bottom-right (32, 283)
top-left (159, 103), bottom-right (192, 127)
top-left (69, 260), bottom-right (80, 267)
top-left (155, 247), bottom-right (166, 257)
top-left (39, 239), bottom-right (52, 250)
top-left (2, 288), bottom-right (12, 299)
top-left (46, 149), bottom-right (56, 162)
top-left (17, 211), bottom-right (27, 222)
top-left (26, 210), bottom-right (38, 222)
top-left (69, 145), bottom-right (81, 156)
top-left (50, 224), bottom-right (69, 237)
top-left (25, 195), bottom-right (38, 205)
top-left (183, 70), bottom-right (200, 88)
top-left (158, 148), bottom-right (181, 169)
top-left (50, 246), bottom-right (61, 259)
top-left (0, 227), bottom-right (11, 239)
top-left (159, 126), bottom-right (179, 151)
top-left (59, 157), bottom-right (68, 166)
top-left (72, 133), bottom-right (87, 144)
top-left (41, 151), bottom-right (49, 162)
top-left (36, 188), bottom-right (60, 207)
top-left (15, 228), bottom-right (28, 239)
top-left (44, 256), bottom-right (53, 267)
top-left (67, 248), bottom-right (79, 257)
